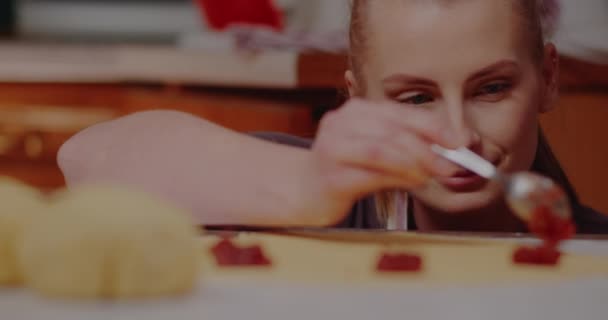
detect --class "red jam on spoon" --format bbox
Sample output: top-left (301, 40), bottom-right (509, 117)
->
top-left (512, 205), bottom-right (576, 266)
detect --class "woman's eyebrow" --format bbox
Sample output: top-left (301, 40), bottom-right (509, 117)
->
top-left (466, 60), bottom-right (520, 82)
top-left (381, 60), bottom-right (519, 89)
top-left (381, 74), bottom-right (438, 87)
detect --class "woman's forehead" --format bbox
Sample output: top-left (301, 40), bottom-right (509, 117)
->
top-left (364, 0), bottom-right (527, 80)
top-left (366, 0), bottom-right (515, 28)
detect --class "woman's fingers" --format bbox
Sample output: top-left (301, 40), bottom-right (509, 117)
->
top-left (346, 98), bottom-right (460, 148)
top-left (316, 105), bottom-right (457, 179)
top-left (310, 97), bottom-right (461, 205)
top-left (322, 167), bottom-right (422, 200)
top-left (327, 135), bottom-right (429, 183)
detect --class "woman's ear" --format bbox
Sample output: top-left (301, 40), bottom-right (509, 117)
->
top-left (345, 70), bottom-right (360, 98)
top-left (539, 43), bottom-right (560, 114)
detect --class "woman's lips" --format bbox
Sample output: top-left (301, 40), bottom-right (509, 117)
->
top-left (437, 159), bottom-right (500, 192)
top-left (438, 171), bottom-right (486, 191)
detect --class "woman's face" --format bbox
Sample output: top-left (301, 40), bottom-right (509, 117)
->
top-left (351, 0), bottom-right (557, 213)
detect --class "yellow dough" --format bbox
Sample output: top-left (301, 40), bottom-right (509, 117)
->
top-left (0, 177), bottom-right (45, 285)
top-left (18, 185), bottom-right (201, 299)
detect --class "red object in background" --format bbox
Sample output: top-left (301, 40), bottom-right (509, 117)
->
top-left (211, 239), bottom-right (272, 267)
top-left (195, 0), bottom-right (284, 31)
top-left (528, 206), bottom-right (576, 246)
top-left (376, 253), bottom-right (423, 272)
top-left (513, 245), bottom-right (561, 266)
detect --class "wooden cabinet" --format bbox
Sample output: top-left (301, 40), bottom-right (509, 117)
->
top-left (537, 56), bottom-right (608, 213)
top-left (541, 92), bottom-right (608, 214)
top-left (0, 83), bottom-right (323, 190)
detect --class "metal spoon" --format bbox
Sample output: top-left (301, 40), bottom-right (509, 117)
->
top-left (431, 145), bottom-right (571, 221)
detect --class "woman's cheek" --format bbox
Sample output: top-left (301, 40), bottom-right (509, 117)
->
top-left (479, 100), bottom-right (539, 171)
top-left (478, 89), bottom-right (537, 133)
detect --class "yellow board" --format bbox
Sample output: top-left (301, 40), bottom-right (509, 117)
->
top-left (200, 232), bottom-right (608, 288)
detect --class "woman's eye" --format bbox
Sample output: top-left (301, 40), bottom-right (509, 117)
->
top-left (398, 93), bottom-right (434, 105)
top-left (476, 82), bottom-right (512, 97)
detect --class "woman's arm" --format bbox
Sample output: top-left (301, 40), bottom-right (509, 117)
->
top-left (58, 110), bottom-right (337, 227)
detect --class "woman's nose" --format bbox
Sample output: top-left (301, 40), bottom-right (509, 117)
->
top-left (441, 104), bottom-right (482, 151)
top-left (456, 125), bottom-right (482, 152)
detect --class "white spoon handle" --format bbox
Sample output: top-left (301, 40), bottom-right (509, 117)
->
top-left (431, 145), bottom-right (497, 179)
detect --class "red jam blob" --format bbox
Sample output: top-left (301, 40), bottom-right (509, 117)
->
top-left (211, 239), bottom-right (271, 267)
top-left (376, 253), bottom-right (423, 272)
top-left (513, 245), bottom-right (561, 266)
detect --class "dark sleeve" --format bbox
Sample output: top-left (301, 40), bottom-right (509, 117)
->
top-left (573, 205), bottom-right (608, 235)
top-left (333, 196), bottom-right (384, 229)
top-left (249, 131), bottom-right (381, 229)
top-left (249, 131), bottom-right (313, 148)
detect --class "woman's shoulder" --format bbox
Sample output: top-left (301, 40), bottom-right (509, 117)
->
top-left (574, 204), bottom-right (608, 235)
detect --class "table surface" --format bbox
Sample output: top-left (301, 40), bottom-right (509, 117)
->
top-left (4, 230), bottom-right (608, 320)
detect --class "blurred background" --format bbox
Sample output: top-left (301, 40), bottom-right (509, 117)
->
top-left (0, 0), bottom-right (606, 213)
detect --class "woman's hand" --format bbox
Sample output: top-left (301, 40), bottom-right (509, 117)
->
top-left (300, 98), bottom-right (460, 222)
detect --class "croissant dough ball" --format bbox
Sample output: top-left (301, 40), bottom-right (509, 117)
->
top-left (0, 178), bottom-right (45, 285)
top-left (18, 185), bottom-right (201, 299)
